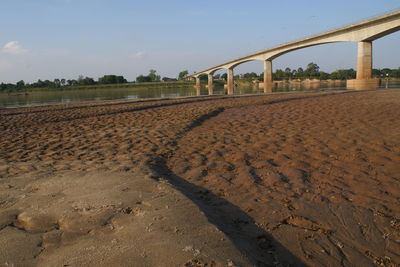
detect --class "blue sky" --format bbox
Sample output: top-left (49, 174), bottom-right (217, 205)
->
top-left (0, 0), bottom-right (399, 83)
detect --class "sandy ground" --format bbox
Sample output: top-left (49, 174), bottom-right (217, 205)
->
top-left (1, 89), bottom-right (400, 266)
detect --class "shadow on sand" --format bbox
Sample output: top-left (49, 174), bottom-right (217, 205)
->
top-left (149, 157), bottom-right (306, 267)
top-left (144, 95), bottom-right (339, 265)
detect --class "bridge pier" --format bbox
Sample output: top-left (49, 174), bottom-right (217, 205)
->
top-left (227, 68), bottom-right (234, 95)
top-left (356, 41), bottom-right (372, 79)
top-left (208, 74), bottom-right (214, 95)
top-left (263, 60), bottom-right (273, 93)
top-left (195, 77), bottom-right (200, 88)
top-left (347, 40), bottom-right (379, 90)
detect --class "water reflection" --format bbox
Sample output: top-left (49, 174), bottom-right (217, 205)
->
top-left (0, 80), bottom-right (399, 107)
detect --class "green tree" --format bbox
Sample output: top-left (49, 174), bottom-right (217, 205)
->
top-left (99, 75), bottom-right (127, 84)
top-left (77, 75), bottom-right (84, 84)
top-left (318, 71), bottom-right (329, 80)
top-left (381, 68), bottom-right (392, 77)
top-left (136, 75), bottom-right (152, 82)
top-left (273, 69), bottom-right (285, 80)
top-left (284, 67), bottom-right (292, 80)
top-left (306, 62), bottom-right (319, 73)
top-left (329, 69), bottom-right (356, 80)
top-left (305, 62), bottom-right (320, 78)
top-left (54, 79), bottom-right (61, 88)
top-left (372, 69), bottom-right (382, 77)
top-left (148, 69), bottom-right (160, 82)
top-left (33, 79), bottom-right (46, 88)
top-left (392, 68), bottom-right (400, 78)
top-left (199, 74), bottom-right (208, 81)
top-left (77, 76), bottom-right (95, 85)
top-left (296, 67), bottom-right (304, 79)
top-left (242, 72), bottom-right (259, 80)
top-left (178, 70), bottom-right (189, 80)
top-left (16, 80), bottom-right (25, 89)
top-left (67, 79), bottom-right (78, 86)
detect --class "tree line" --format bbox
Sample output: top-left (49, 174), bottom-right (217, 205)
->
top-left (0, 69), bottom-right (176, 92)
top-left (0, 75), bottom-right (126, 92)
top-left (265, 63), bottom-right (400, 81)
top-left (2, 64), bottom-right (399, 92)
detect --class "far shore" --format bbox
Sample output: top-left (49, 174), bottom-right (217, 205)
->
top-left (0, 80), bottom-right (196, 94)
top-left (2, 78), bottom-right (399, 95)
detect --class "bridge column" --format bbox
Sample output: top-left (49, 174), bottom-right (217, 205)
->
top-left (263, 60), bottom-right (273, 93)
top-left (195, 77), bottom-right (201, 88)
top-left (347, 40), bottom-right (379, 90)
top-left (208, 74), bottom-right (214, 95)
top-left (227, 68), bottom-right (234, 95)
top-left (356, 41), bottom-right (373, 79)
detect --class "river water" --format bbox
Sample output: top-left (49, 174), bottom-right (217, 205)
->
top-left (1, 80), bottom-right (399, 107)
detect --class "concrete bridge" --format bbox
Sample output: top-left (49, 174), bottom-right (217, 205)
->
top-left (190, 9), bottom-right (400, 93)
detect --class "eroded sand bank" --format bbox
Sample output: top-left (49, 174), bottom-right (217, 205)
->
top-left (1, 89), bottom-right (399, 266)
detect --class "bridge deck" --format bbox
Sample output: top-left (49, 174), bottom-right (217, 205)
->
top-left (190, 9), bottom-right (400, 77)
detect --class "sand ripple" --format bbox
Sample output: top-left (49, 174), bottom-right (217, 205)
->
top-left (1, 90), bottom-right (400, 266)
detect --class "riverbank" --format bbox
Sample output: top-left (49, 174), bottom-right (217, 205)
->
top-left (1, 89), bottom-right (399, 266)
top-left (2, 79), bottom-right (399, 108)
top-left (0, 84), bottom-right (205, 107)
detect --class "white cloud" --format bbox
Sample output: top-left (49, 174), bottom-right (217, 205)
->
top-left (2, 41), bottom-right (28, 55)
top-left (132, 51), bottom-right (146, 59)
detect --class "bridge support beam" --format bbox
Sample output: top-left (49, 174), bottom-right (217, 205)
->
top-left (227, 68), bottom-right (234, 95)
top-left (263, 60), bottom-right (273, 93)
top-left (356, 41), bottom-right (373, 79)
top-left (208, 74), bottom-right (214, 95)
